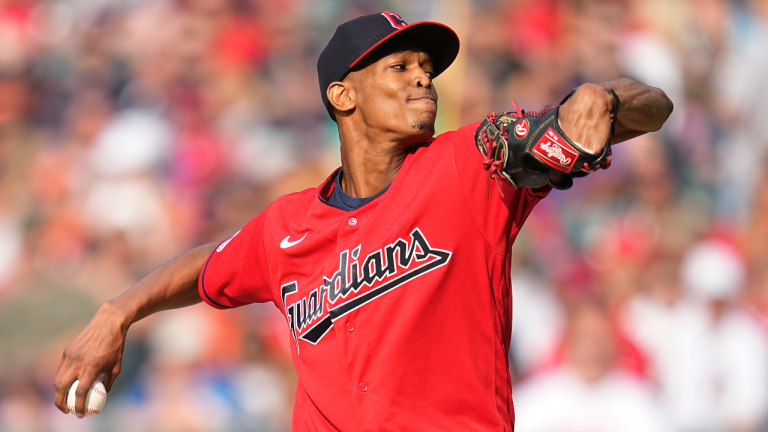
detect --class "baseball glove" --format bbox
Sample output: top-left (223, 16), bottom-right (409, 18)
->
top-left (474, 89), bottom-right (620, 191)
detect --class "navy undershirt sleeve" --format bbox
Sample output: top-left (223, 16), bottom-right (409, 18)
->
top-left (325, 170), bottom-right (390, 212)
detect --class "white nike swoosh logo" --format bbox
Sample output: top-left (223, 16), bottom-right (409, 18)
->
top-left (280, 233), bottom-right (307, 249)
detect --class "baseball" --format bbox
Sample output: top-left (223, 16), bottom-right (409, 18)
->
top-left (66, 379), bottom-right (107, 417)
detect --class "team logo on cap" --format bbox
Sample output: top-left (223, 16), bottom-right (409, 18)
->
top-left (382, 11), bottom-right (407, 29)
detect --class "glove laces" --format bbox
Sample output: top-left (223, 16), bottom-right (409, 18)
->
top-left (480, 112), bottom-right (508, 198)
top-left (480, 100), bottom-right (528, 199)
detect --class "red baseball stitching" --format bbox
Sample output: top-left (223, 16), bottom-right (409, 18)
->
top-left (90, 383), bottom-right (107, 398)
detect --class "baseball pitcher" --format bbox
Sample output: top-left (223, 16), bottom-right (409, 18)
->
top-left (53, 12), bottom-right (673, 431)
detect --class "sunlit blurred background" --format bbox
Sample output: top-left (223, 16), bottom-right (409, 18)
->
top-left (0, 0), bottom-right (767, 431)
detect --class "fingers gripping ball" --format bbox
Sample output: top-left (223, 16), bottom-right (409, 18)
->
top-left (474, 91), bottom-right (619, 191)
top-left (66, 379), bottom-right (107, 417)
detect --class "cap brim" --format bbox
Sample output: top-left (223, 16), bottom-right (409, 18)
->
top-left (348, 21), bottom-right (460, 79)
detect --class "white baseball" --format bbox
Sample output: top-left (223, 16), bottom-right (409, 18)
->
top-left (66, 379), bottom-right (107, 417)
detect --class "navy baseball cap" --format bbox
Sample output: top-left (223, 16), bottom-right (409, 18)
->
top-left (317, 11), bottom-right (460, 120)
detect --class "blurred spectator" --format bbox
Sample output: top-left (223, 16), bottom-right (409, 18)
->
top-left (510, 270), bottom-right (564, 378)
top-left (715, 0), bottom-right (768, 221)
top-left (514, 300), bottom-right (673, 432)
top-left (621, 239), bottom-right (768, 431)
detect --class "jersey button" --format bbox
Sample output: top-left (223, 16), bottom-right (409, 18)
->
top-left (348, 217), bottom-right (357, 227)
top-left (359, 382), bottom-right (368, 392)
top-left (346, 323), bottom-right (355, 332)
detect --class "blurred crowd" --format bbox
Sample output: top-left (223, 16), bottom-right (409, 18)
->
top-left (0, 0), bottom-right (767, 431)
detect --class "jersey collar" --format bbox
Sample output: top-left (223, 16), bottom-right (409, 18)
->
top-left (317, 167), bottom-right (342, 202)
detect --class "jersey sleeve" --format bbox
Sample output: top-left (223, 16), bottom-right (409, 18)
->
top-left (450, 121), bottom-right (551, 252)
top-left (199, 209), bottom-right (274, 309)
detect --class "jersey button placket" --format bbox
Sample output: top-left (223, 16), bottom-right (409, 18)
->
top-left (348, 217), bottom-right (357, 227)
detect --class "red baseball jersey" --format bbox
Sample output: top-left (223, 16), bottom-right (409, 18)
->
top-left (199, 121), bottom-right (550, 431)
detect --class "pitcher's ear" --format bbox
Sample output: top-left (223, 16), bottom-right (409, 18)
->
top-left (327, 81), bottom-right (356, 114)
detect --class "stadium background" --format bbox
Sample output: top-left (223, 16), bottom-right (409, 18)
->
top-left (1, 0), bottom-right (768, 431)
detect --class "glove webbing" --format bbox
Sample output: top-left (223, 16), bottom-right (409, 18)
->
top-left (480, 100), bottom-right (556, 197)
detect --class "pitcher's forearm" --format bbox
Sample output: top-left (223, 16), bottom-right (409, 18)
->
top-left (599, 77), bottom-right (673, 132)
top-left (105, 242), bottom-right (218, 328)
top-left (54, 241), bottom-right (219, 416)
